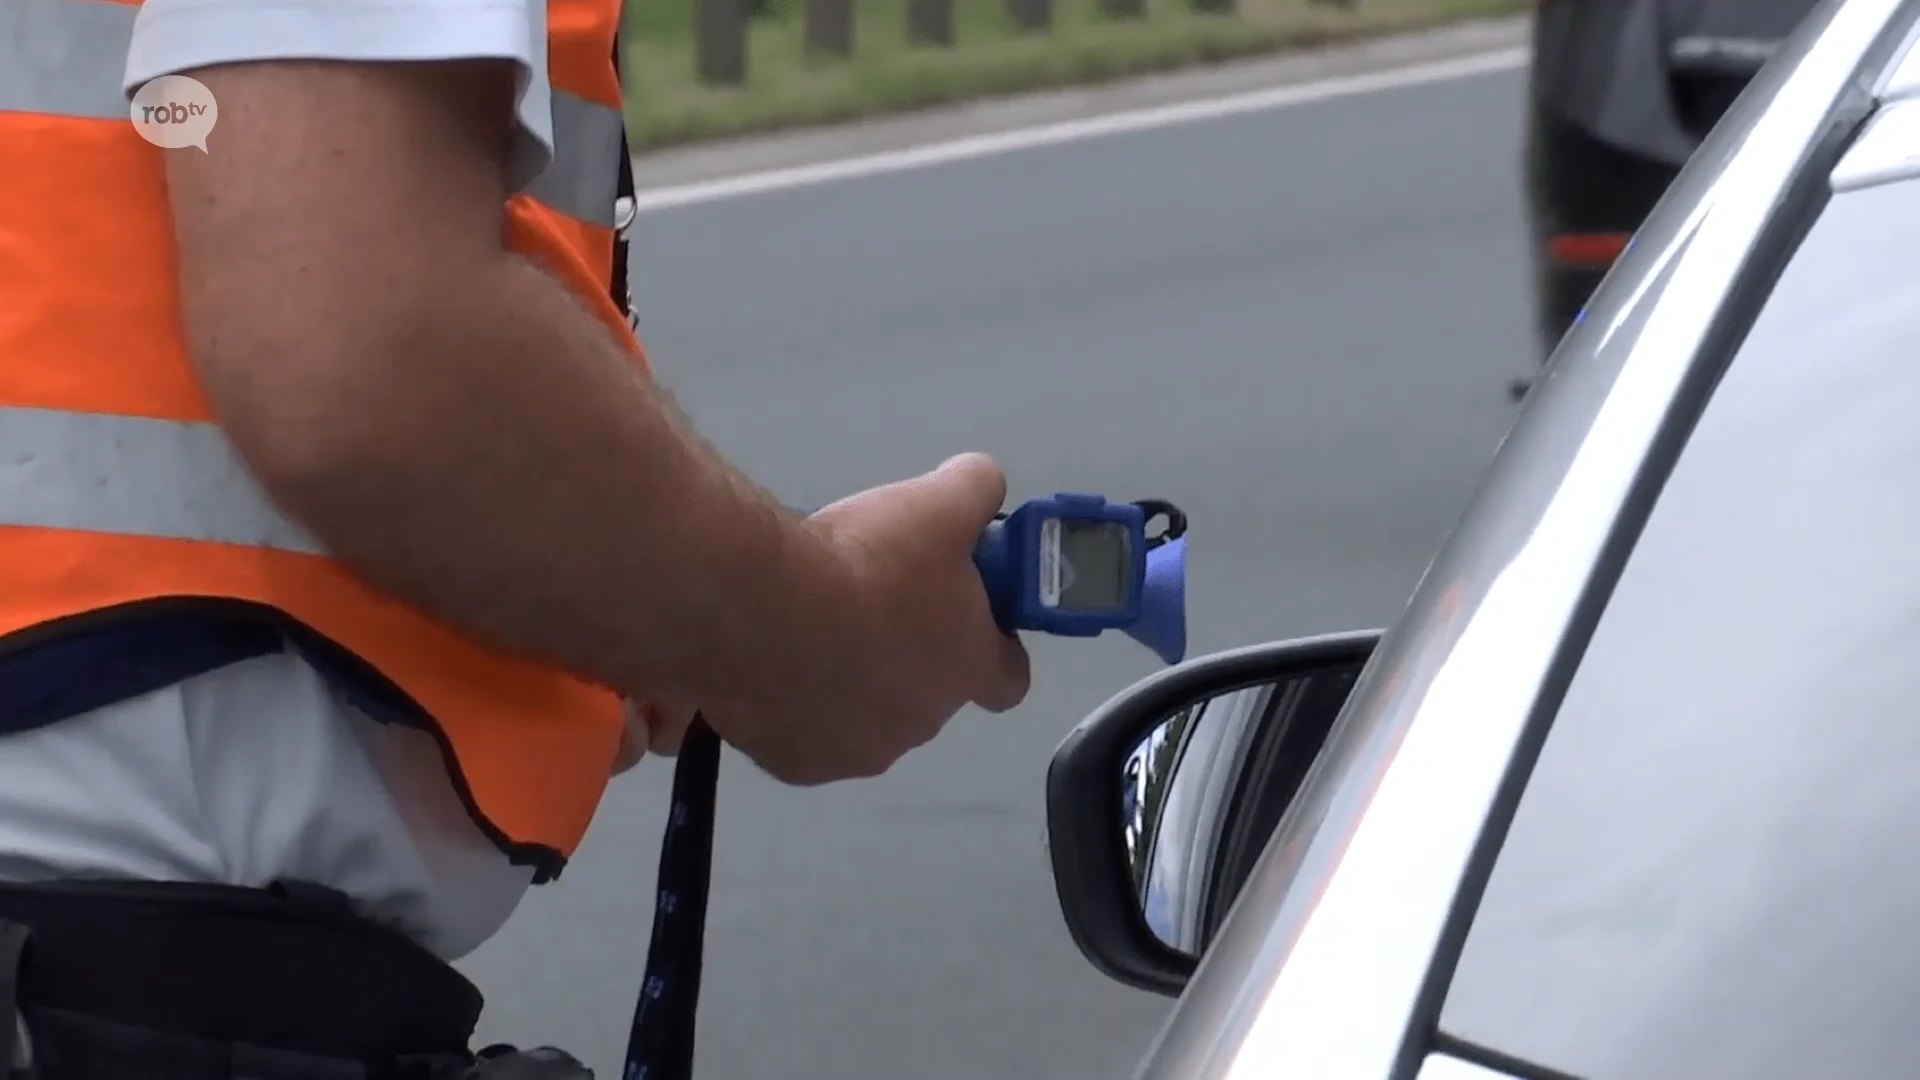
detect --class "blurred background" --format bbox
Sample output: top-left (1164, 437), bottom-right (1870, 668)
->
top-left (612, 0), bottom-right (1526, 147)
top-left (452, 0), bottom-right (1733, 1073)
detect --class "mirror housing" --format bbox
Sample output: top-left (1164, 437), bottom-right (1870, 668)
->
top-left (1044, 629), bottom-right (1382, 996)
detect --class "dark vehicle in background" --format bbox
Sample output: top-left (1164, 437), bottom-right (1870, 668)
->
top-left (1519, 0), bottom-right (1821, 394)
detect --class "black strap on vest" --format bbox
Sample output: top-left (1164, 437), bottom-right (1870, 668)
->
top-left (611, 29), bottom-right (636, 325)
top-left (621, 719), bottom-right (720, 1080)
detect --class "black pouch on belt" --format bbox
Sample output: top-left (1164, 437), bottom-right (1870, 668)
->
top-left (0, 878), bottom-right (488, 1080)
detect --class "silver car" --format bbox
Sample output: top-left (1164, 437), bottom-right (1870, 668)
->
top-left (1044, 1), bottom-right (1920, 1076)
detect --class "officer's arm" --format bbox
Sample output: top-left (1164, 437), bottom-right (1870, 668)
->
top-left (162, 59), bottom-right (868, 712)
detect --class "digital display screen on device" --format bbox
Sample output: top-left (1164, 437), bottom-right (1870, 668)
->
top-left (1042, 519), bottom-right (1132, 613)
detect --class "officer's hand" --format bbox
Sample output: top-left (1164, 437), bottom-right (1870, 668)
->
top-left (710, 454), bottom-right (1032, 786)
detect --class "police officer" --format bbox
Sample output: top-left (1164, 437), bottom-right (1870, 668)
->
top-left (0, 0), bottom-right (1032, 1073)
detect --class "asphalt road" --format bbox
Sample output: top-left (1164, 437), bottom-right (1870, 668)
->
top-left (460, 62), bottom-right (1535, 1080)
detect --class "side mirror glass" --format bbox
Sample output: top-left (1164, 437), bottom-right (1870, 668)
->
top-left (1047, 630), bottom-right (1379, 996)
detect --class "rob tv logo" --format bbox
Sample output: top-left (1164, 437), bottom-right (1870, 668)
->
top-left (130, 75), bottom-right (219, 152)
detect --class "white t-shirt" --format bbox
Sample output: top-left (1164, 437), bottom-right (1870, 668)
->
top-left (124, 0), bottom-right (558, 192)
top-left (0, 0), bottom-right (577, 963)
top-left (0, 648), bottom-right (534, 961)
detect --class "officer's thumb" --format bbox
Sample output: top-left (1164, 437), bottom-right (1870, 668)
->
top-left (916, 453), bottom-right (1009, 545)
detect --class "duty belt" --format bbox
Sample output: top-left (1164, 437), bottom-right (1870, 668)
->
top-left (0, 879), bottom-right (485, 1079)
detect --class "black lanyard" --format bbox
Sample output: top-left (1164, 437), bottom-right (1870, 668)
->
top-left (611, 21), bottom-right (636, 327)
top-left (610, 25), bottom-right (715, 1080)
top-left (620, 719), bottom-right (721, 1080)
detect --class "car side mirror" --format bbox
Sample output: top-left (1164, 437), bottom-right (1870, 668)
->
top-left (1044, 629), bottom-right (1381, 996)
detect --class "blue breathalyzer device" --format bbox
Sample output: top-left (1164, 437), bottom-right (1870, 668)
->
top-left (622, 491), bottom-right (1190, 1080)
top-left (972, 493), bottom-right (1189, 665)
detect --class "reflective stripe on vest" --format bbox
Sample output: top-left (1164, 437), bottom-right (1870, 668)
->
top-left (0, 0), bottom-right (628, 230)
top-left (0, 0), bottom-right (639, 879)
top-left (0, 407), bottom-right (323, 556)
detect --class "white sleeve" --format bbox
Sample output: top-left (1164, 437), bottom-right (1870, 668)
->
top-left (123, 0), bottom-right (555, 194)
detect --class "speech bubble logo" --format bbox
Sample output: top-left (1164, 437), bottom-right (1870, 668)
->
top-left (130, 75), bottom-right (218, 152)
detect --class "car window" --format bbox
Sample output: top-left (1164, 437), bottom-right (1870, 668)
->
top-left (1436, 173), bottom-right (1920, 1080)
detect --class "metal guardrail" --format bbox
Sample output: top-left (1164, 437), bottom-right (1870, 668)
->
top-left (679, 0), bottom-right (1355, 87)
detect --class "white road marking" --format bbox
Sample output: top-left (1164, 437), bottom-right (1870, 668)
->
top-left (630, 45), bottom-right (1528, 214)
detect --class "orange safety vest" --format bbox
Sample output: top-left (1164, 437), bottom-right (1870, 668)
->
top-left (0, 0), bottom-right (642, 882)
